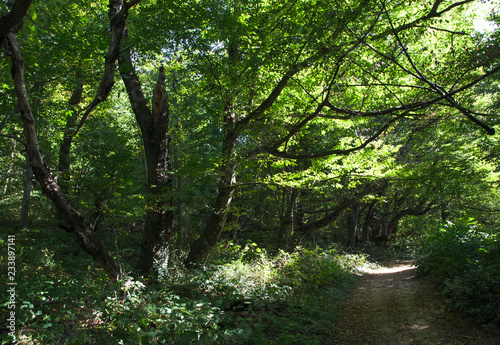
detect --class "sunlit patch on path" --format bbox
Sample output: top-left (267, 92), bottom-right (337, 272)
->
top-left (334, 261), bottom-right (499, 345)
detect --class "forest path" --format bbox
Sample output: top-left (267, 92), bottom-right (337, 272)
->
top-left (334, 260), bottom-right (499, 345)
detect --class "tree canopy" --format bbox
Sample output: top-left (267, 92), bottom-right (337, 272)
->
top-left (1, 0), bottom-right (499, 277)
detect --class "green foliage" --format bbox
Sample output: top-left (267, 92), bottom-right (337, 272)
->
top-left (1, 227), bottom-right (367, 344)
top-left (277, 248), bottom-right (362, 293)
top-left (2, 0), bottom-right (500, 341)
top-left (416, 221), bottom-right (500, 327)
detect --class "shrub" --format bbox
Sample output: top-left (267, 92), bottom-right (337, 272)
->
top-left (416, 221), bottom-right (499, 327)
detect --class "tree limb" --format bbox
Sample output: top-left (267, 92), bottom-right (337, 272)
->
top-left (0, 0), bottom-right (33, 40)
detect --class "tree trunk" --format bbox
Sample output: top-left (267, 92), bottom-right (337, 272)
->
top-left (185, 124), bottom-right (237, 267)
top-left (20, 154), bottom-right (32, 228)
top-left (346, 202), bottom-right (360, 248)
top-left (2, 140), bottom-right (16, 199)
top-left (58, 76), bottom-right (84, 194)
top-left (6, 31), bottom-right (123, 281)
top-left (184, 30), bottom-right (241, 267)
top-left (361, 200), bottom-right (377, 242)
top-left (278, 188), bottom-right (298, 249)
top-left (2, 0), bottom-right (135, 282)
top-left (185, 158), bottom-right (236, 267)
top-left (119, 43), bottom-right (174, 276)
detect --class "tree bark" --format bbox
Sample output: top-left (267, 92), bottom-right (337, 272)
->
top-left (58, 77), bottom-right (84, 194)
top-left (119, 42), bottom-right (174, 276)
top-left (20, 154), bottom-right (32, 228)
top-left (185, 123), bottom-right (237, 268)
top-left (0, 0), bottom-right (33, 40)
top-left (278, 188), bottom-right (298, 249)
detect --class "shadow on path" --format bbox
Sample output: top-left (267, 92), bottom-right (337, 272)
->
top-left (334, 260), bottom-right (500, 345)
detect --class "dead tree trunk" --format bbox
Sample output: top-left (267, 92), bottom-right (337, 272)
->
top-left (119, 42), bottom-right (174, 276)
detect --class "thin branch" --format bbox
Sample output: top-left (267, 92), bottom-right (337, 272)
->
top-left (267, 115), bottom-right (403, 160)
top-left (0, 105), bottom-right (19, 133)
top-left (233, 181), bottom-right (313, 192)
top-left (414, 25), bottom-right (468, 35)
top-left (0, 133), bottom-right (26, 145)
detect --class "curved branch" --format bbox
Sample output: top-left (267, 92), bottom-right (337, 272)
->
top-left (0, 0), bottom-right (33, 40)
top-left (6, 31), bottom-right (123, 282)
top-left (74, 0), bottom-right (141, 134)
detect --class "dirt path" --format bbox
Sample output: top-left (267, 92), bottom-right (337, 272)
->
top-left (335, 260), bottom-right (500, 345)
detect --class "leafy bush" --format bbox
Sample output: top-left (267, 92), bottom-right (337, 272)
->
top-left (416, 221), bottom-right (500, 327)
top-left (2, 227), bottom-right (367, 344)
top-left (277, 248), bottom-right (361, 293)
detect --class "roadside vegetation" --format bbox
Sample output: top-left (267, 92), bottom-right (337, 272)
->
top-left (1, 221), bottom-right (372, 344)
top-left (416, 220), bottom-right (500, 328)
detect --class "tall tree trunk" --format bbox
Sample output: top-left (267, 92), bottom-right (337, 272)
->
top-left (184, 24), bottom-right (243, 268)
top-left (119, 43), bottom-right (174, 276)
top-left (5, 31), bottom-right (123, 281)
top-left (346, 202), bottom-right (360, 248)
top-left (184, 159), bottom-right (236, 267)
top-left (278, 188), bottom-right (298, 249)
top-left (185, 125), bottom-right (237, 267)
top-left (361, 200), bottom-right (377, 242)
top-left (2, 0), bottom-right (136, 282)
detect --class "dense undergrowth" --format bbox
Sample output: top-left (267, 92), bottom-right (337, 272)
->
top-left (0, 224), bottom-right (370, 344)
top-left (416, 221), bottom-right (500, 328)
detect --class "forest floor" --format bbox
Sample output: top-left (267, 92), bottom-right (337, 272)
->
top-left (334, 260), bottom-right (500, 345)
